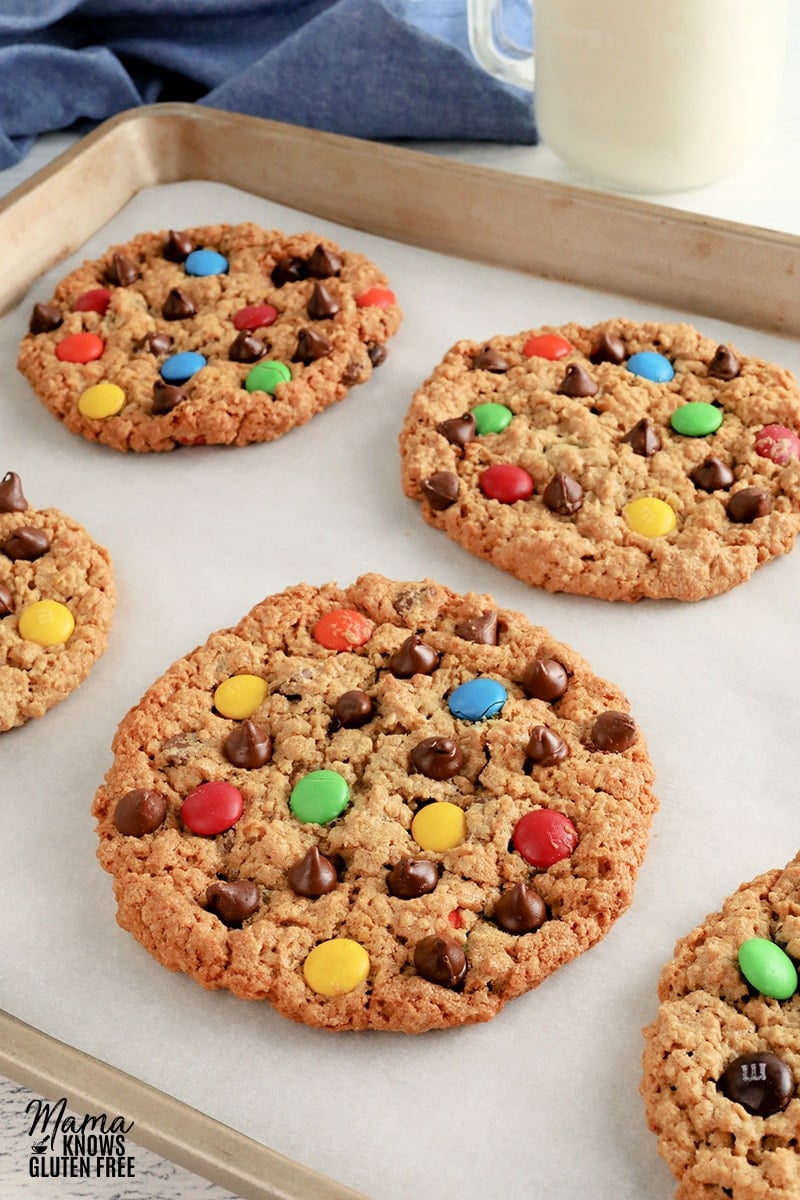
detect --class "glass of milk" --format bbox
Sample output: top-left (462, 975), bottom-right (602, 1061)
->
top-left (467, 0), bottom-right (789, 192)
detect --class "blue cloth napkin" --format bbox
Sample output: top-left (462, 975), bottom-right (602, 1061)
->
top-left (0, 0), bottom-right (536, 170)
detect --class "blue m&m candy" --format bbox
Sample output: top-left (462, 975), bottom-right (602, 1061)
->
top-left (160, 351), bottom-right (207, 384)
top-left (627, 351), bottom-right (674, 383)
top-left (185, 248), bottom-right (229, 277)
top-left (448, 677), bottom-right (507, 721)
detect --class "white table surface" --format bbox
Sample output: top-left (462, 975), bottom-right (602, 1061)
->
top-left (2, 8), bottom-right (800, 1197)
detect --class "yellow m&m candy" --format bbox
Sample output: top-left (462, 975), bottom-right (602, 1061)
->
top-left (78, 382), bottom-right (126, 419)
top-left (18, 599), bottom-right (75, 646)
top-left (303, 938), bottom-right (370, 997)
top-left (213, 674), bottom-right (268, 720)
top-left (411, 801), bottom-right (467, 852)
top-left (623, 497), bottom-right (677, 538)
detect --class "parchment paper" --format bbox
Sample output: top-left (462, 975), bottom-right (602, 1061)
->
top-left (2, 179), bottom-right (799, 1200)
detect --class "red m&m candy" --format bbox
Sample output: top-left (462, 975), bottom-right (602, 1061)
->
top-left (355, 287), bottom-right (396, 309)
top-left (55, 332), bottom-right (105, 363)
top-left (754, 424), bottom-right (800, 465)
top-left (512, 809), bottom-right (578, 867)
top-left (73, 288), bottom-right (112, 315)
top-left (523, 333), bottom-right (573, 361)
top-left (233, 303), bottom-right (278, 331)
top-left (480, 464), bottom-right (534, 503)
top-left (181, 782), bottom-right (243, 836)
top-left (313, 608), bottom-right (373, 650)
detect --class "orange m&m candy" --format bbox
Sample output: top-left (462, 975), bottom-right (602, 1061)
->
top-left (56, 332), bottom-right (104, 363)
top-left (522, 333), bottom-right (572, 361)
top-left (355, 287), bottom-right (396, 309)
top-left (313, 609), bottom-right (373, 650)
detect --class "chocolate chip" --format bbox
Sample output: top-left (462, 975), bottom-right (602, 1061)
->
top-left (163, 230), bottom-right (194, 262)
top-left (522, 657), bottom-right (568, 702)
top-left (421, 471), bottom-right (459, 510)
top-left (386, 858), bottom-right (439, 899)
top-left (287, 847), bottom-right (338, 897)
top-left (622, 418), bottom-right (662, 457)
top-left (107, 253), bottom-right (140, 286)
top-left (727, 487), bottom-right (772, 523)
top-left (590, 332), bottom-right (626, 364)
top-left (0, 584), bottom-right (14, 616)
top-left (307, 244), bottom-right (342, 278)
top-left (493, 883), bottom-right (547, 934)
top-left (271, 257), bottom-right (306, 287)
top-left (455, 611), bottom-right (499, 645)
top-left (709, 344), bottom-right (741, 381)
top-left (152, 381), bottom-right (187, 415)
top-left (558, 363), bottom-right (598, 397)
top-left (307, 281), bottom-right (340, 320)
top-left (690, 456), bottom-right (734, 491)
top-left (413, 934), bottom-right (466, 987)
top-left (113, 789), bottom-right (167, 836)
top-left (526, 725), bottom-right (569, 767)
top-left (229, 331), bottom-right (266, 362)
top-left (334, 690), bottom-right (374, 728)
top-left (341, 359), bottom-right (363, 384)
top-left (293, 327), bottom-right (333, 364)
top-left (718, 1052), bottom-right (794, 1117)
top-left (223, 719), bottom-right (272, 769)
top-left (147, 332), bottom-right (174, 356)
top-left (438, 413), bottom-right (476, 448)
top-left (543, 472), bottom-right (584, 515)
top-left (592, 710), bottom-right (636, 752)
top-left (29, 302), bottom-right (62, 334)
top-left (2, 527), bottom-right (49, 561)
top-left (410, 736), bottom-right (465, 780)
top-left (205, 880), bottom-right (260, 926)
top-left (388, 634), bottom-right (440, 677)
top-left (0, 472), bottom-right (28, 513)
top-left (472, 345), bottom-right (510, 372)
top-left (367, 343), bottom-right (387, 367)
top-left (162, 287), bottom-right (197, 320)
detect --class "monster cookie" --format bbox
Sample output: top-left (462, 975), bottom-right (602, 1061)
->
top-left (399, 319), bottom-right (800, 601)
top-left (642, 852), bottom-right (800, 1199)
top-left (0, 472), bottom-right (115, 731)
top-left (18, 222), bottom-right (401, 452)
top-left (93, 573), bottom-right (657, 1032)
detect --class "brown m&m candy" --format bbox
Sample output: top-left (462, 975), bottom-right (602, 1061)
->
top-left (717, 1052), bottom-right (794, 1117)
top-left (113, 789), bottom-right (167, 836)
top-left (413, 934), bottom-right (467, 987)
top-left (410, 736), bottom-right (465, 780)
top-left (206, 880), bottom-right (260, 926)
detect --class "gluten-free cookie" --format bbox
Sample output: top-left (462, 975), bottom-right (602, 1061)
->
top-left (399, 319), bottom-right (800, 601)
top-left (93, 573), bottom-right (657, 1032)
top-left (0, 471), bottom-right (115, 731)
top-left (18, 222), bottom-right (401, 452)
top-left (641, 851), bottom-right (800, 1199)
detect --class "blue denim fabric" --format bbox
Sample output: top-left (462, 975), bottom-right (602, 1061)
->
top-left (0, 0), bottom-right (536, 168)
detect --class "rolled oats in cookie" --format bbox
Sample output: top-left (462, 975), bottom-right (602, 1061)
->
top-left (93, 573), bottom-right (657, 1033)
top-left (641, 850), bottom-right (800, 1200)
top-left (18, 222), bottom-right (402, 452)
top-left (399, 318), bottom-right (800, 601)
top-left (0, 471), bottom-right (115, 731)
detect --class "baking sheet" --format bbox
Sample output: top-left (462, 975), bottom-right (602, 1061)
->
top-left (1, 175), bottom-right (799, 1200)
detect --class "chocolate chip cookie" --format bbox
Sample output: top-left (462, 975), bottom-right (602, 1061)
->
top-left (641, 851), bottom-right (800, 1199)
top-left (18, 222), bottom-right (401, 452)
top-left (399, 319), bottom-right (800, 601)
top-left (0, 471), bottom-right (115, 731)
top-left (93, 573), bottom-right (657, 1032)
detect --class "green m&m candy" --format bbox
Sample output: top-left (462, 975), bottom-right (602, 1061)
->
top-left (738, 936), bottom-right (798, 1000)
top-left (245, 361), bottom-right (292, 394)
top-left (471, 402), bottom-right (513, 435)
top-left (290, 769), bottom-right (350, 825)
top-left (670, 402), bottom-right (723, 437)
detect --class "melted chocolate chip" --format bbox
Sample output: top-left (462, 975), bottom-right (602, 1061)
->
top-left (387, 858), bottom-right (439, 899)
top-left (526, 725), bottom-right (569, 767)
top-left (307, 281), bottom-right (340, 320)
top-left (494, 883), bottom-right (547, 934)
top-left (206, 880), bottom-right (260, 926)
top-left (421, 471), bottom-right (459, 510)
top-left (690, 456), bottom-right (734, 492)
top-left (2, 527), bottom-right (49, 561)
top-left (709, 344), bottom-right (741, 381)
top-left (413, 934), bottom-right (467, 987)
top-left (334, 690), bottom-right (374, 728)
top-left (147, 332), bottom-right (174, 356)
top-left (271, 257), bottom-right (306, 287)
top-left (558, 363), bottom-right (598, 397)
top-left (438, 413), bottom-right (476, 448)
top-left (543, 472), bottom-right (584, 515)
top-left (152, 381), bottom-right (187, 415)
top-left (592, 710), bottom-right (636, 752)
top-left (455, 611), bottom-right (499, 645)
top-left (622, 418), bottom-right (662, 457)
top-left (367, 342), bottom-right (387, 368)
top-left (0, 472), bottom-right (28, 513)
top-left (522, 657), bottom-right (568, 702)
top-left (727, 487), bottom-right (772, 523)
top-left (590, 332), bottom-right (626, 365)
top-left (287, 847), bottom-right (338, 897)
top-left (388, 634), bottom-right (440, 678)
top-left (472, 345), bottom-right (510, 372)
top-left (107, 253), bottom-right (140, 286)
top-left (162, 287), bottom-right (197, 320)
top-left (307, 244), bottom-right (342, 278)
top-left (163, 230), bottom-right (194, 262)
top-left (223, 719), bottom-right (272, 769)
top-left (718, 1052), bottom-right (794, 1117)
top-left (113, 789), bottom-right (167, 836)
top-left (410, 736), bottom-right (465, 780)
top-left (29, 302), bottom-right (63, 334)
top-left (0, 584), bottom-right (14, 616)
top-left (229, 331), bottom-right (266, 362)
top-left (293, 327), bottom-right (333, 363)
